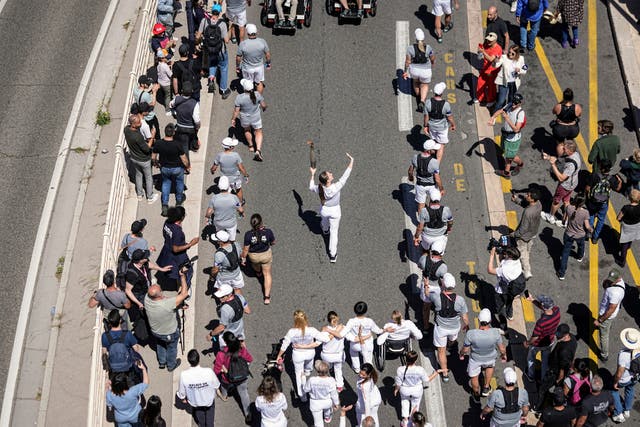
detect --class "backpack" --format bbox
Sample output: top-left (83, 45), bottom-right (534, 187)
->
top-left (437, 292), bottom-right (457, 319)
top-left (628, 350), bottom-right (640, 381)
top-left (507, 273), bottom-right (527, 297)
top-left (413, 44), bottom-right (428, 64)
top-left (527, 0), bottom-right (540, 13)
top-left (176, 60), bottom-right (199, 92)
top-left (217, 243), bottom-right (240, 271)
top-left (106, 331), bottom-right (133, 373)
top-left (226, 352), bottom-right (251, 383)
top-left (563, 158), bottom-right (580, 188)
top-left (423, 258), bottom-right (445, 281)
top-left (203, 19), bottom-right (223, 57)
top-left (589, 173), bottom-right (611, 204)
top-left (567, 373), bottom-right (591, 405)
top-left (426, 206), bottom-right (445, 229)
top-left (416, 155), bottom-right (435, 185)
top-left (116, 243), bottom-right (132, 291)
top-left (499, 387), bottom-right (521, 414)
top-left (216, 295), bottom-right (244, 323)
top-left (428, 98), bottom-right (446, 120)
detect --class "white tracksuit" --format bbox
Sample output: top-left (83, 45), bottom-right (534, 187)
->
top-left (280, 327), bottom-right (328, 398)
top-left (340, 317), bottom-right (383, 372)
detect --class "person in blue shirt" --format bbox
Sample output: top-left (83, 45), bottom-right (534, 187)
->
top-left (106, 363), bottom-right (149, 427)
top-left (515, 0), bottom-right (549, 51)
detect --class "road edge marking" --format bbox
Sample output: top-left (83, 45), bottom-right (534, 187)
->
top-left (396, 20), bottom-right (414, 132)
top-left (0, 0), bottom-right (121, 425)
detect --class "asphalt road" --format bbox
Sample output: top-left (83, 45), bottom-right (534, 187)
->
top-left (0, 0), bottom-right (110, 406)
top-left (192, 0), bottom-right (640, 426)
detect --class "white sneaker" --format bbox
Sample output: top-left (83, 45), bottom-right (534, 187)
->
top-left (137, 195), bottom-right (144, 202)
top-left (624, 411), bottom-right (630, 419)
top-left (147, 193), bottom-right (159, 204)
top-left (551, 217), bottom-right (564, 227)
top-left (612, 414), bottom-right (626, 423)
top-left (510, 1), bottom-right (517, 12)
top-left (540, 212), bottom-right (552, 222)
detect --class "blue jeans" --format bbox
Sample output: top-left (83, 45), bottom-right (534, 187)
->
top-left (519, 19), bottom-right (541, 50)
top-left (589, 202), bottom-right (609, 240)
top-left (208, 50), bottom-right (229, 91)
top-left (160, 166), bottom-right (185, 206)
top-left (561, 24), bottom-right (579, 45)
top-left (613, 380), bottom-right (637, 416)
top-left (495, 82), bottom-right (517, 111)
top-left (558, 233), bottom-right (585, 276)
top-left (153, 329), bottom-right (180, 369)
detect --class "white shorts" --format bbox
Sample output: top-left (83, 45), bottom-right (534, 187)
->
top-left (420, 284), bottom-right (440, 303)
top-left (432, 0), bottom-right (452, 16)
top-left (415, 183), bottom-right (435, 204)
top-left (420, 234), bottom-right (448, 252)
top-left (433, 324), bottom-right (459, 348)
top-left (227, 176), bottom-right (243, 191)
top-left (214, 224), bottom-right (238, 241)
top-left (215, 275), bottom-right (245, 290)
top-left (429, 127), bottom-right (449, 145)
top-left (242, 65), bottom-right (265, 84)
top-left (467, 358), bottom-right (495, 377)
top-left (226, 9), bottom-right (247, 26)
top-left (409, 65), bottom-right (432, 84)
top-left (240, 118), bottom-right (263, 129)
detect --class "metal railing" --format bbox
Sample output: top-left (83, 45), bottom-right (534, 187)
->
top-left (86, 1), bottom-right (158, 425)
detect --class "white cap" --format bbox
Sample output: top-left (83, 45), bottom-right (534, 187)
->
top-left (433, 82), bottom-right (446, 95)
top-left (479, 308), bottom-right (492, 323)
top-left (428, 188), bottom-right (441, 202)
top-left (415, 28), bottom-right (425, 41)
top-left (442, 272), bottom-right (456, 289)
top-left (218, 176), bottom-right (230, 191)
top-left (504, 367), bottom-right (517, 385)
top-left (212, 229), bottom-right (230, 242)
top-left (423, 139), bottom-right (441, 151)
top-left (246, 23), bottom-right (257, 34)
top-left (240, 79), bottom-right (254, 92)
top-left (222, 137), bottom-right (239, 148)
top-left (430, 238), bottom-right (446, 254)
top-left (214, 284), bottom-right (233, 298)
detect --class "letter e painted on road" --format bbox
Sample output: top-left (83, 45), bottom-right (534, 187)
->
top-left (456, 178), bottom-right (466, 192)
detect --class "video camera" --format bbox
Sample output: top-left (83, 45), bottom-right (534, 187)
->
top-left (487, 235), bottom-right (515, 255)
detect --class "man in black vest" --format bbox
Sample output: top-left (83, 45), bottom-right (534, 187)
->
top-left (171, 82), bottom-right (200, 161)
top-left (408, 139), bottom-right (445, 214)
top-left (424, 82), bottom-right (456, 162)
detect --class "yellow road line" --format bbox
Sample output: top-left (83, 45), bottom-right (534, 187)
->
top-left (589, 242), bottom-right (599, 363)
top-left (506, 210), bottom-right (518, 230)
top-left (482, 10), bottom-right (487, 29)
top-left (521, 298), bottom-right (535, 322)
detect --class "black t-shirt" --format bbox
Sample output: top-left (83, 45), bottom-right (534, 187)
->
top-left (540, 405), bottom-right (577, 427)
top-left (153, 138), bottom-right (185, 168)
top-left (621, 204), bottom-right (640, 225)
top-left (172, 59), bottom-right (202, 93)
top-left (579, 391), bottom-right (613, 427)
top-left (486, 17), bottom-right (508, 49)
top-left (549, 335), bottom-right (577, 376)
top-left (125, 263), bottom-right (151, 297)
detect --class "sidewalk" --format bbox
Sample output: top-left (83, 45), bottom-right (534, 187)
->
top-left (608, 0), bottom-right (640, 144)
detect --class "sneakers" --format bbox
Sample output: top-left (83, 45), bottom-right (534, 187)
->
top-left (324, 415), bottom-right (333, 423)
top-left (230, 36), bottom-right (237, 44)
top-left (161, 205), bottom-right (169, 217)
top-left (221, 88), bottom-right (232, 100)
top-left (147, 193), bottom-right (159, 204)
top-left (322, 228), bottom-right (329, 235)
top-left (443, 21), bottom-right (453, 32)
top-left (510, 0), bottom-right (517, 12)
top-left (561, 41), bottom-right (569, 49)
top-left (496, 170), bottom-right (511, 178)
top-left (329, 255), bottom-right (337, 263)
top-left (208, 79), bottom-right (216, 93)
top-left (624, 410), bottom-right (630, 419)
top-left (540, 211), bottom-right (554, 223)
top-left (481, 386), bottom-right (491, 397)
top-left (573, 38), bottom-right (580, 47)
top-left (612, 414), bottom-right (626, 423)
top-left (471, 393), bottom-right (481, 404)
top-left (417, 101), bottom-right (425, 112)
top-left (576, 256), bottom-right (584, 263)
top-left (137, 194), bottom-right (145, 202)
top-left (441, 373), bottom-right (450, 383)
top-left (167, 358), bottom-right (182, 372)
top-left (557, 273), bottom-right (565, 281)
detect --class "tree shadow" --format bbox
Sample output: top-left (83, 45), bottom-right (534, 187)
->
top-left (566, 302), bottom-right (600, 356)
top-left (292, 189), bottom-right (322, 234)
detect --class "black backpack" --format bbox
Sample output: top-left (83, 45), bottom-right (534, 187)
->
top-left (423, 258), bottom-right (445, 281)
top-left (507, 273), bottom-right (527, 297)
top-left (527, 0), bottom-right (540, 12)
top-left (216, 295), bottom-right (244, 323)
top-left (437, 292), bottom-right (457, 319)
top-left (227, 352), bottom-right (251, 383)
top-left (428, 98), bottom-right (446, 120)
top-left (500, 387), bottom-right (520, 414)
top-left (203, 19), bottom-right (223, 56)
top-left (413, 44), bottom-right (428, 64)
top-left (217, 243), bottom-right (240, 271)
top-left (629, 350), bottom-right (640, 381)
top-left (176, 60), bottom-right (200, 92)
top-left (416, 155), bottom-right (435, 185)
top-left (426, 206), bottom-right (445, 229)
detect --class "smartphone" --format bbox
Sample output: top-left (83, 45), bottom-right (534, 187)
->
top-left (524, 289), bottom-right (530, 299)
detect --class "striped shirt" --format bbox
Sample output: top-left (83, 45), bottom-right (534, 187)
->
top-left (531, 306), bottom-right (561, 347)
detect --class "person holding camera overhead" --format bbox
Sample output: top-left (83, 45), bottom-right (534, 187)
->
top-left (487, 243), bottom-right (525, 327)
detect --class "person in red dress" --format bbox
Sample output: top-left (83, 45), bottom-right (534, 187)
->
top-left (476, 32), bottom-right (503, 106)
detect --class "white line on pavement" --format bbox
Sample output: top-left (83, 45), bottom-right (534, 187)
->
top-left (0, 0), bottom-right (121, 425)
top-left (0, 0), bottom-right (9, 19)
top-left (396, 21), bottom-right (414, 132)
top-left (401, 176), bottom-right (447, 426)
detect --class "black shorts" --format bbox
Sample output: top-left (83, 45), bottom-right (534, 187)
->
top-left (552, 123), bottom-right (580, 142)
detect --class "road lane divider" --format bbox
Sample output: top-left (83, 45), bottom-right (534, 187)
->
top-left (401, 176), bottom-right (447, 426)
top-left (396, 21), bottom-right (413, 131)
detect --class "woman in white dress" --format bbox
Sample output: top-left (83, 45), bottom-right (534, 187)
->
top-left (255, 376), bottom-right (288, 427)
top-left (309, 153), bottom-right (354, 263)
top-left (276, 310), bottom-right (328, 400)
top-left (303, 360), bottom-right (340, 426)
top-left (356, 363), bottom-right (382, 426)
top-left (394, 351), bottom-right (442, 426)
top-left (321, 311), bottom-right (346, 391)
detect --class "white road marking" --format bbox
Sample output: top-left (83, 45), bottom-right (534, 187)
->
top-left (396, 21), bottom-right (414, 132)
top-left (401, 176), bottom-right (447, 426)
top-left (0, 0), bottom-right (122, 425)
top-left (0, 0), bottom-right (9, 19)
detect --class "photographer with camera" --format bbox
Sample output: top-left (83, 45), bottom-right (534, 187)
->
top-left (144, 265), bottom-right (190, 371)
top-left (487, 244), bottom-right (525, 327)
top-left (156, 206), bottom-right (199, 290)
top-left (511, 188), bottom-right (541, 281)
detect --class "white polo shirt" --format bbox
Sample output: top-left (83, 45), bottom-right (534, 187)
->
top-left (176, 365), bottom-right (220, 407)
